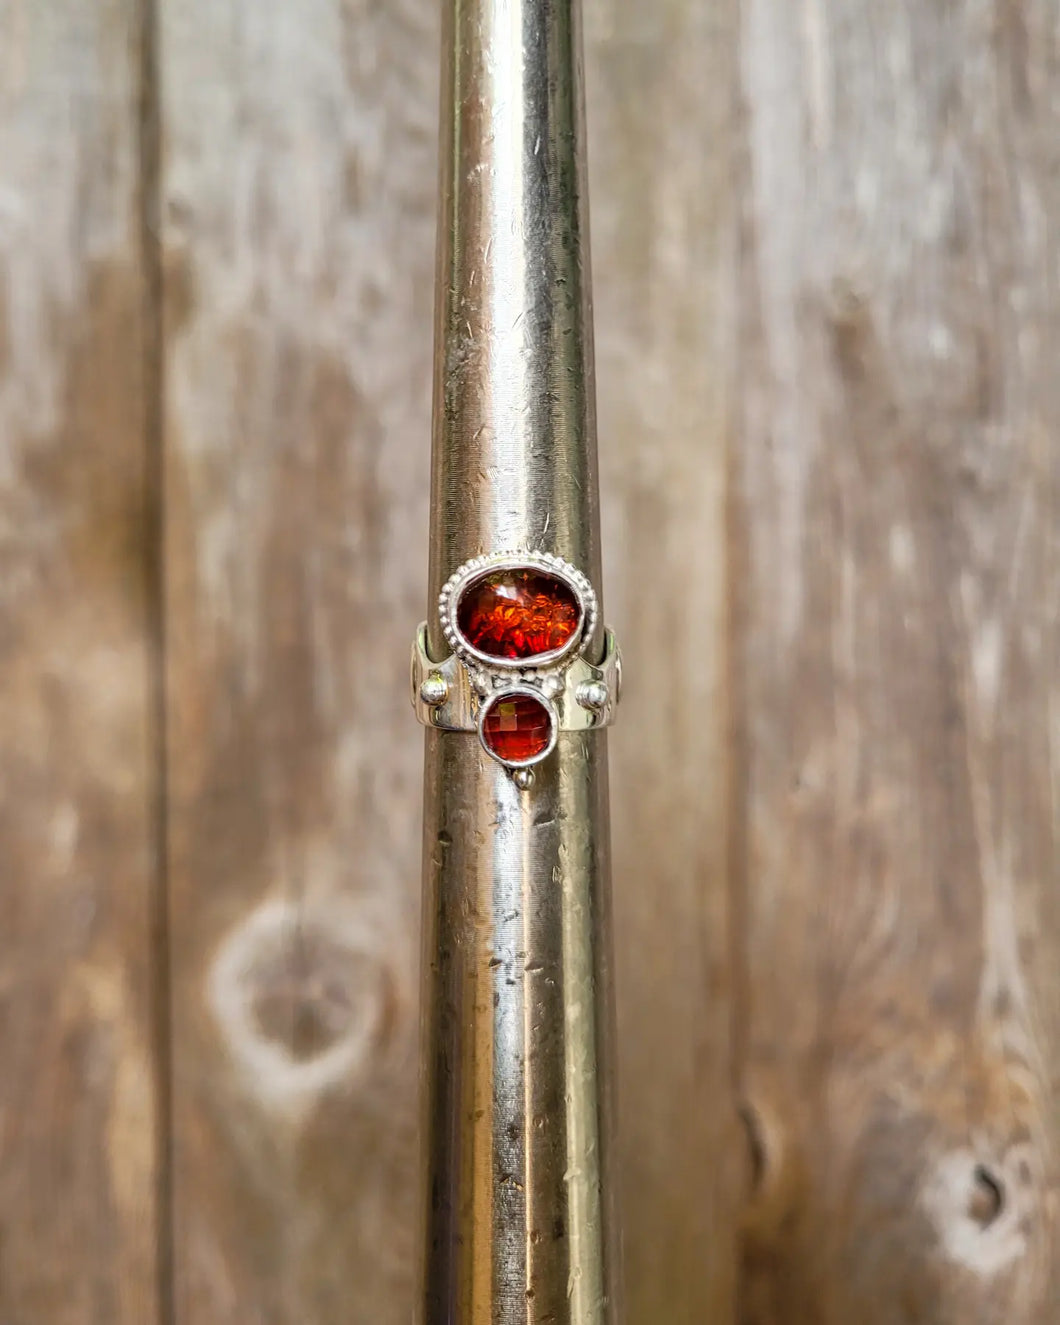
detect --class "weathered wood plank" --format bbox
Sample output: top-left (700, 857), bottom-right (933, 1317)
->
top-left (587, 3), bottom-right (742, 1321)
top-left (734, 0), bottom-right (1060, 1319)
top-left (0, 1), bottom-right (160, 1320)
top-left (10, 0), bottom-right (1060, 1318)
top-left (160, 1), bottom-right (438, 1320)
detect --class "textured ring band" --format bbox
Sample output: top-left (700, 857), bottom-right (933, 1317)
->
top-left (411, 551), bottom-right (621, 782)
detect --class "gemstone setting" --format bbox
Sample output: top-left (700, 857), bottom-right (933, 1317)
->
top-left (478, 687), bottom-right (557, 767)
top-left (439, 551), bottom-right (596, 671)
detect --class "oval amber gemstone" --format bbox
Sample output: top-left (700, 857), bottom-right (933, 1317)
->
top-left (482, 692), bottom-right (554, 764)
top-left (457, 568), bottom-right (581, 661)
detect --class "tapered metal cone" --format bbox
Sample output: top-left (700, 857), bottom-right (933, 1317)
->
top-left (417, 0), bottom-right (619, 1321)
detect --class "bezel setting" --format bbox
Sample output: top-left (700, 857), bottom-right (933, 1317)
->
top-left (477, 684), bottom-right (559, 769)
top-left (438, 550), bottom-right (597, 671)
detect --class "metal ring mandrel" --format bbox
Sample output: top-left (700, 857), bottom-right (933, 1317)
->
top-left (418, 0), bottom-right (618, 1314)
top-left (411, 558), bottom-right (621, 776)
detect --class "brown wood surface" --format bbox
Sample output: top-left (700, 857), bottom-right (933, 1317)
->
top-left (587, 3), bottom-right (742, 1321)
top-left (0, 1), bottom-right (160, 1320)
top-left (160, 1), bottom-right (437, 1320)
top-left (1, 0), bottom-right (1057, 1322)
top-left (734, 0), bottom-right (1060, 1320)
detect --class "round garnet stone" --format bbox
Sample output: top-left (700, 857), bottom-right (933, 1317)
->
top-left (457, 568), bottom-right (581, 661)
top-left (482, 692), bottom-right (554, 764)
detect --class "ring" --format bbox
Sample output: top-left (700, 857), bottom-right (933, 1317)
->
top-left (411, 551), bottom-right (621, 782)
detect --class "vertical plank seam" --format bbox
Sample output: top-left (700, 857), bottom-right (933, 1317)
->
top-left (138, 0), bottom-right (175, 1318)
top-left (725, 44), bottom-right (747, 1072)
top-left (727, 40), bottom-right (755, 1319)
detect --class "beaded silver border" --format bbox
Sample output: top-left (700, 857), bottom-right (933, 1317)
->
top-left (438, 551), bottom-right (598, 673)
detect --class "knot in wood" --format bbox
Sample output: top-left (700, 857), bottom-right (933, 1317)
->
top-left (209, 898), bottom-right (396, 1115)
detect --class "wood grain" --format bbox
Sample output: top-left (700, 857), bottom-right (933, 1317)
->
top-left (586, 2), bottom-right (743, 1321)
top-left (160, 1), bottom-right (438, 1320)
top-left (0, 1), bottom-right (160, 1320)
top-left (734, 0), bottom-right (1060, 1319)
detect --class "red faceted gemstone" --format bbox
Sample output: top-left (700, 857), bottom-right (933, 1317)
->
top-left (457, 568), bottom-right (581, 661)
top-left (482, 692), bottom-right (553, 763)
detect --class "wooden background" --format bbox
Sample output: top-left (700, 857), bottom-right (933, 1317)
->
top-left (0, 0), bottom-right (1056, 1322)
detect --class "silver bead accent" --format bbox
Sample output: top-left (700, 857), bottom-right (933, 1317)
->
top-left (576, 680), bottom-right (609, 713)
top-left (420, 673), bottom-right (450, 707)
top-left (511, 768), bottom-right (536, 791)
top-left (540, 673), bottom-right (563, 699)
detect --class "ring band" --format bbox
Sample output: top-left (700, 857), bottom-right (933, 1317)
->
top-left (411, 623), bottom-right (622, 734)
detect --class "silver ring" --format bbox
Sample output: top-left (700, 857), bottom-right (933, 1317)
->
top-left (411, 551), bottom-right (621, 780)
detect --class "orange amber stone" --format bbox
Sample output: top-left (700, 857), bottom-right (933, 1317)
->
top-left (482, 692), bottom-right (553, 763)
top-left (457, 569), bottom-right (581, 660)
